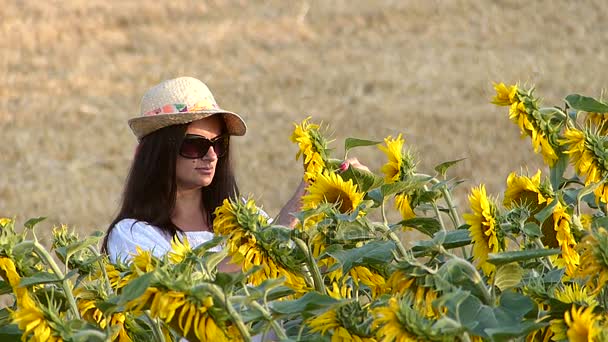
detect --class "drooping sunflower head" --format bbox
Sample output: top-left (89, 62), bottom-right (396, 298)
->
top-left (378, 134), bottom-right (404, 183)
top-left (463, 184), bottom-right (502, 276)
top-left (213, 197), bottom-right (268, 237)
top-left (131, 246), bottom-right (158, 273)
top-left (564, 305), bottom-right (600, 342)
top-left (11, 292), bottom-right (63, 342)
top-left (308, 302), bottom-right (375, 341)
top-left (560, 128), bottom-right (594, 177)
top-left (554, 283), bottom-right (598, 308)
top-left (372, 296), bottom-right (447, 341)
top-left (576, 227), bottom-right (608, 294)
top-left (503, 169), bottom-right (552, 211)
top-left (540, 200), bottom-right (580, 276)
top-left (302, 171), bottom-right (365, 214)
top-left (168, 235), bottom-right (192, 264)
top-left (290, 117), bottom-right (330, 181)
top-left (491, 82), bottom-right (519, 106)
top-left (585, 112), bottom-right (608, 134)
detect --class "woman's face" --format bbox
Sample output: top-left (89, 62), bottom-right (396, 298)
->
top-left (175, 116), bottom-right (224, 190)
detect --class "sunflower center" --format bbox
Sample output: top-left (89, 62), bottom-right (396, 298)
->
top-left (325, 191), bottom-right (353, 213)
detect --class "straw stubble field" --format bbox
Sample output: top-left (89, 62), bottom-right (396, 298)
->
top-left (1, 0), bottom-right (607, 241)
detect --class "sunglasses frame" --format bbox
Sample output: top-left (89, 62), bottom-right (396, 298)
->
top-left (179, 134), bottom-right (229, 159)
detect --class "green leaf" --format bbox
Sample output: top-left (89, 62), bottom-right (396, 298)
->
top-left (565, 94), bottom-right (608, 113)
top-left (434, 158), bottom-right (465, 178)
top-left (19, 272), bottom-right (61, 287)
top-left (24, 217), bottom-right (46, 230)
top-left (340, 167), bottom-right (383, 193)
top-left (117, 272), bottom-right (154, 304)
top-left (550, 152), bottom-right (568, 191)
top-left (324, 240), bottom-right (395, 273)
top-left (533, 199), bottom-right (558, 224)
top-left (380, 181), bottom-right (411, 198)
top-left (494, 263), bottom-right (524, 290)
top-left (411, 229), bottom-right (471, 256)
top-left (393, 217), bottom-right (441, 237)
top-left (344, 138), bottom-right (382, 154)
top-left (485, 321), bottom-right (548, 341)
top-left (56, 231), bottom-right (104, 259)
top-left (0, 323), bottom-right (21, 341)
top-left (270, 292), bottom-right (339, 317)
top-left (0, 281), bottom-right (13, 296)
top-left (522, 222), bottom-right (541, 238)
top-left (487, 249), bottom-right (560, 266)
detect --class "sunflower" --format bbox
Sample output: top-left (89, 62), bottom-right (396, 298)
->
top-left (372, 297), bottom-right (442, 342)
top-left (103, 263), bottom-right (132, 290)
top-left (11, 292), bottom-right (62, 342)
top-left (554, 283), bottom-right (598, 308)
top-left (585, 112), bottom-right (608, 135)
top-left (78, 294), bottom-right (133, 342)
top-left (540, 201), bottom-right (579, 276)
top-left (491, 82), bottom-right (518, 106)
top-left (395, 193), bottom-right (416, 221)
top-left (291, 117), bottom-right (328, 182)
top-left (214, 198), bottom-right (308, 291)
top-left (561, 129), bottom-right (594, 177)
top-left (130, 247), bottom-right (157, 273)
top-left (560, 128), bottom-right (608, 204)
top-left (0, 257), bottom-right (29, 303)
top-left (308, 303), bottom-right (377, 342)
top-left (576, 228), bottom-right (608, 294)
top-left (503, 170), bottom-right (551, 211)
top-left (378, 134), bottom-right (405, 183)
top-left (326, 265), bottom-right (386, 299)
top-left (564, 306), bottom-right (600, 342)
top-left (384, 270), bottom-right (440, 319)
top-left (463, 185), bottom-right (501, 276)
top-left (497, 84), bottom-right (560, 167)
top-left (168, 235), bottom-right (191, 264)
top-left (173, 298), bottom-right (241, 342)
top-left (302, 171), bottom-right (365, 214)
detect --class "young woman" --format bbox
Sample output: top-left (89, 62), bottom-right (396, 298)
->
top-left (102, 77), bottom-right (306, 264)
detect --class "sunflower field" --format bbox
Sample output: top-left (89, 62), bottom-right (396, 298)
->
top-left (1, 83), bottom-right (608, 341)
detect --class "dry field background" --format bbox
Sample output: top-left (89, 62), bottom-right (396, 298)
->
top-left (1, 0), bottom-right (607, 240)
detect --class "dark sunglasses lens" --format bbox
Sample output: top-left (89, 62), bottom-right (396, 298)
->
top-left (179, 136), bottom-right (228, 159)
top-left (180, 139), bottom-right (211, 158)
top-left (212, 137), bottom-right (228, 157)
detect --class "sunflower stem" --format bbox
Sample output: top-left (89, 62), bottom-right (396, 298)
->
top-left (248, 301), bottom-right (288, 340)
top-left (198, 283), bottom-right (252, 342)
top-left (380, 200), bottom-right (389, 227)
top-left (87, 246), bottom-right (113, 295)
top-left (293, 237), bottom-right (326, 294)
top-left (21, 241), bottom-right (81, 319)
top-left (533, 238), bottom-right (554, 270)
top-left (375, 224), bottom-right (408, 259)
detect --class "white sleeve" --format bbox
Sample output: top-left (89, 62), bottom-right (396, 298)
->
top-left (107, 219), bottom-right (173, 263)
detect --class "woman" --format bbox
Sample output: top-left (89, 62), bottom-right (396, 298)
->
top-left (102, 77), bottom-right (306, 264)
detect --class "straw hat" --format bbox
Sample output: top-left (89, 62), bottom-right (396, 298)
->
top-left (128, 77), bottom-right (247, 140)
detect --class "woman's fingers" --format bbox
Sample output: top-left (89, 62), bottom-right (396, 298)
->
top-left (340, 157), bottom-right (370, 172)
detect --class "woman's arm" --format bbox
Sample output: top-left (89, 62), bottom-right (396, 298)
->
top-left (275, 180), bottom-right (307, 228)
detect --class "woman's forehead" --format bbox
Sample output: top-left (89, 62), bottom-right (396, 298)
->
top-left (186, 116), bottom-right (224, 135)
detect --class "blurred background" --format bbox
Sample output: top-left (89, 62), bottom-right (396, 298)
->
top-left (1, 0), bottom-right (607, 239)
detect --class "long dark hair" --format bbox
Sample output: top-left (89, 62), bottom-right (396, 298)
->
top-left (101, 122), bottom-right (239, 253)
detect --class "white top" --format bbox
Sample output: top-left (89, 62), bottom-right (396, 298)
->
top-left (107, 219), bottom-right (221, 263)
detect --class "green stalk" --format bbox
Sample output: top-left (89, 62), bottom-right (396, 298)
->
top-left (18, 241), bottom-right (81, 319)
top-left (293, 237), bottom-right (325, 293)
top-left (375, 224), bottom-right (408, 259)
top-left (198, 283), bottom-right (252, 342)
top-left (533, 238), bottom-right (555, 270)
top-left (248, 301), bottom-right (288, 340)
top-left (87, 246), bottom-right (113, 295)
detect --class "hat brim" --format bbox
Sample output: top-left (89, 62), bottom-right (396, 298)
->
top-left (128, 110), bottom-right (247, 140)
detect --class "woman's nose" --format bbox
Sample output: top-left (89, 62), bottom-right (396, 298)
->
top-left (202, 146), bottom-right (218, 160)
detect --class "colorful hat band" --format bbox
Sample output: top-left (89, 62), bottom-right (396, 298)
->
top-left (144, 99), bottom-right (220, 116)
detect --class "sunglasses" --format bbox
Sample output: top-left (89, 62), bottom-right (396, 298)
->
top-left (179, 134), bottom-right (229, 159)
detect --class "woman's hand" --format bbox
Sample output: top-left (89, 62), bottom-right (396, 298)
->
top-left (339, 157), bottom-right (370, 173)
